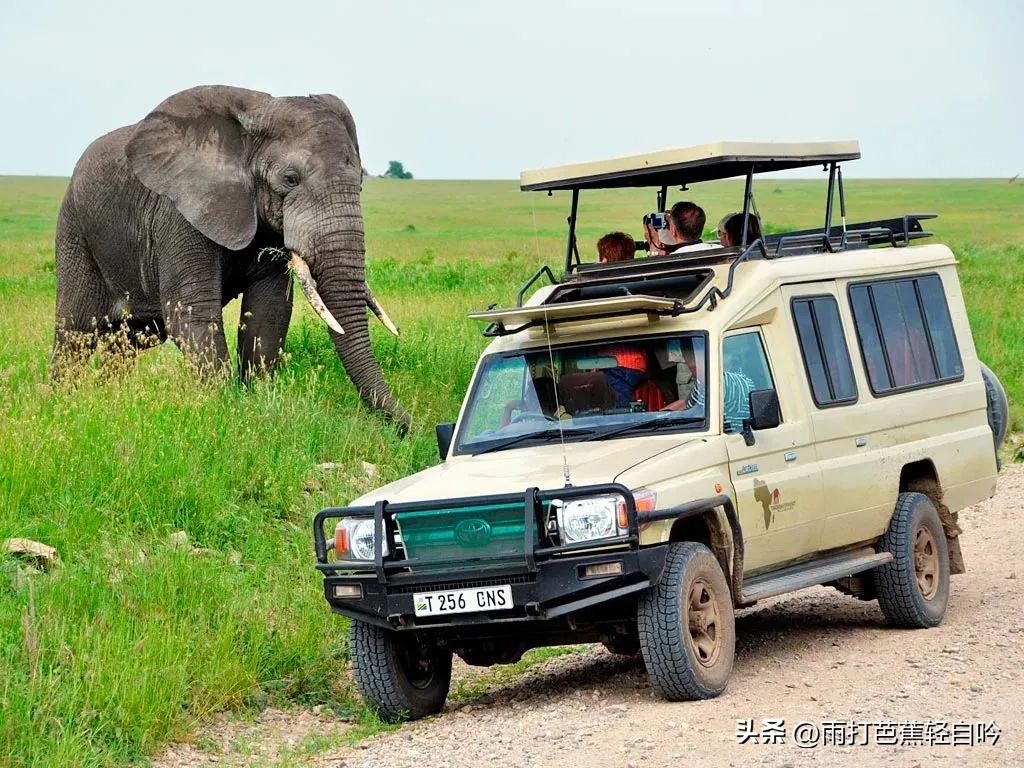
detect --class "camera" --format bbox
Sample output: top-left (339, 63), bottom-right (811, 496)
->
top-left (644, 212), bottom-right (668, 230)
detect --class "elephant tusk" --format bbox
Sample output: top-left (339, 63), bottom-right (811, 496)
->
top-left (289, 253), bottom-right (344, 336)
top-left (365, 286), bottom-right (400, 337)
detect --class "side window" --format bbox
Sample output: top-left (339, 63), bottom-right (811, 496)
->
top-left (791, 296), bottom-right (858, 407)
top-left (849, 275), bottom-right (964, 395)
top-left (722, 332), bottom-right (773, 433)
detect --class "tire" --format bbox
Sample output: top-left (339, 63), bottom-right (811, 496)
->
top-left (350, 620), bottom-right (452, 722)
top-left (873, 492), bottom-right (950, 628)
top-left (980, 362), bottom-right (1008, 455)
top-left (638, 542), bottom-right (735, 700)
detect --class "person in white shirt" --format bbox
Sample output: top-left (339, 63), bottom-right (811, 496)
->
top-left (644, 202), bottom-right (716, 255)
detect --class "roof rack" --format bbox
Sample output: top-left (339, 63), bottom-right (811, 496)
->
top-left (475, 212), bottom-right (937, 337)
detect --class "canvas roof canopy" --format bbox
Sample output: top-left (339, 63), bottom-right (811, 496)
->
top-left (520, 140), bottom-right (861, 191)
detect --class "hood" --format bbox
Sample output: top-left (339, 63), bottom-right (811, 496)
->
top-left (350, 434), bottom-right (698, 506)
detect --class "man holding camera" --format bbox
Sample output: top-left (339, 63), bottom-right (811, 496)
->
top-left (644, 201), bottom-right (715, 255)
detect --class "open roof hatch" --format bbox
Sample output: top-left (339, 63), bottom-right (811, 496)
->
top-left (520, 140), bottom-right (860, 191)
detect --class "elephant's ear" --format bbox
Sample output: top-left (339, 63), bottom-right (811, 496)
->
top-left (126, 85), bottom-right (271, 251)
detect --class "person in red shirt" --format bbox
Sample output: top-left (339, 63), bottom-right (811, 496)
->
top-left (592, 233), bottom-right (648, 405)
top-left (600, 344), bottom-right (648, 406)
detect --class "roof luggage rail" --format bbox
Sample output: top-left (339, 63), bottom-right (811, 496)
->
top-left (767, 213), bottom-right (936, 257)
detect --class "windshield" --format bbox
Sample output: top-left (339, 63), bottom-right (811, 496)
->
top-left (455, 334), bottom-right (707, 454)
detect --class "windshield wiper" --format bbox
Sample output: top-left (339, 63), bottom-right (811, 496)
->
top-left (470, 427), bottom-right (595, 456)
top-left (584, 414), bottom-right (704, 442)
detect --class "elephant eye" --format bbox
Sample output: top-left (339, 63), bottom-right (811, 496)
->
top-left (282, 170), bottom-right (301, 188)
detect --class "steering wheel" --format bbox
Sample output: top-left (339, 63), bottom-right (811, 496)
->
top-left (509, 411), bottom-right (557, 425)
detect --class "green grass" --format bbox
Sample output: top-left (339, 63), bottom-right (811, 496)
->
top-left (0, 175), bottom-right (1021, 768)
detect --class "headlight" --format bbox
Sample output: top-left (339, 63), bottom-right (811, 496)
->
top-left (552, 491), bottom-right (657, 545)
top-left (557, 496), bottom-right (619, 543)
top-left (333, 518), bottom-right (389, 561)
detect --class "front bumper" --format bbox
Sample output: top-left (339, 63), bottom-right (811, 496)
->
top-left (313, 483), bottom-right (668, 631)
top-left (322, 544), bottom-right (669, 630)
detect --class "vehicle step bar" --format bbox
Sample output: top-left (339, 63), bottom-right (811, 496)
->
top-left (738, 547), bottom-right (892, 604)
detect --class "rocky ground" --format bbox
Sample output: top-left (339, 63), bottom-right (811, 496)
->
top-left (155, 464), bottom-right (1023, 768)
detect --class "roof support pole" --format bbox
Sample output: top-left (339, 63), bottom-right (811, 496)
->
top-left (740, 164), bottom-right (754, 247)
top-left (564, 188), bottom-right (580, 275)
top-left (657, 185), bottom-right (667, 212)
top-left (837, 164), bottom-right (848, 247)
top-left (824, 161), bottom-right (837, 240)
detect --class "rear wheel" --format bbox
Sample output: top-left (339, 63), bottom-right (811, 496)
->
top-left (873, 492), bottom-right (950, 628)
top-left (350, 620), bottom-right (452, 722)
top-left (638, 542), bottom-right (735, 700)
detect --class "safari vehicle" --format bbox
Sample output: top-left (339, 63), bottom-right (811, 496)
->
top-left (314, 141), bottom-right (1007, 721)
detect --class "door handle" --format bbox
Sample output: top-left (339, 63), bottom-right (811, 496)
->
top-left (855, 437), bottom-right (868, 447)
top-left (784, 451), bottom-right (797, 462)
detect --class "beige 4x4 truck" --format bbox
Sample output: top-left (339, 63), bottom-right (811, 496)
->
top-left (314, 141), bottom-right (1007, 721)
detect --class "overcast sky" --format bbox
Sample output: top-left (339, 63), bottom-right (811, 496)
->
top-left (1, 0), bottom-right (1020, 179)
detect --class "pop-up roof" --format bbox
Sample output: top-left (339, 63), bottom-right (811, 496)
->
top-left (520, 140), bottom-right (860, 191)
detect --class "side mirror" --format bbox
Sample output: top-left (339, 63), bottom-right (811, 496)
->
top-left (741, 389), bottom-right (781, 446)
top-left (436, 422), bottom-right (455, 460)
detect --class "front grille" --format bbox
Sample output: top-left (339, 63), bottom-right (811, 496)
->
top-left (394, 501), bottom-right (536, 563)
top-left (391, 573), bottom-right (536, 594)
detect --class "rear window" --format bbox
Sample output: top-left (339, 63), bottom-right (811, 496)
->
top-left (848, 274), bottom-right (963, 395)
top-left (791, 296), bottom-right (857, 407)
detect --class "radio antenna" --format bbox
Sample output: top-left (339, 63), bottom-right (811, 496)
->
top-left (541, 307), bottom-right (572, 487)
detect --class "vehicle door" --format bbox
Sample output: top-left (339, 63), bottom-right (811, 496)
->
top-left (782, 282), bottom-right (881, 550)
top-left (723, 328), bottom-right (825, 572)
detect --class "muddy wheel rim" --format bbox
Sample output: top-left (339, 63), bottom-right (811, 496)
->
top-left (399, 643), bottom-right (436, 689)
top-left (686, 577), bottom-right (722, 667)
top-left (913, 526), bottom-right (940, 600)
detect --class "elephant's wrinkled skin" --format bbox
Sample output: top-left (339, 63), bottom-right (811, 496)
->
top-left (54, 85), bottom-right (409, 429)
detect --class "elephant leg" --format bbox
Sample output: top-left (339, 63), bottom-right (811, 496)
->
top-left (237, 267), bottom-right (293, 382)
top-left (52, 209), bottom-right (111, 377)
top-left (158, 241), bottom-right (230, 377)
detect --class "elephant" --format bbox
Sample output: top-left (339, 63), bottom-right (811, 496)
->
top-left (53, 84), bottom-right (409, 429)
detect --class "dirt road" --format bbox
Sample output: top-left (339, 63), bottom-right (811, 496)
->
top-left (159, 465), bottom-right (1024, 768)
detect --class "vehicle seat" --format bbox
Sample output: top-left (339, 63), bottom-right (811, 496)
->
top-left (633, 379), bottom-right (666, 411)
top-left (534, 376), bottom-right (557, 416)
top-left (557, 372), bottom-right (617, 415)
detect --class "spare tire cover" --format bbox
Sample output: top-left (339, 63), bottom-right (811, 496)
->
top-left (980, 361), bottom-right (1009, 450)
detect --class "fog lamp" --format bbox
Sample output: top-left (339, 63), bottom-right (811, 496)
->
top-left (583, 561), bottom-right (624, 578)
top-left (333, 584), bottom-right (363, 599)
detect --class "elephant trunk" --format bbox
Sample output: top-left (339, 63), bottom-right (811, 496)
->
top-left (304, 222), bottom-right (411, 432)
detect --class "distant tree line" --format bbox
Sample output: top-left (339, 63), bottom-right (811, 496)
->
top-left (384, 161), bottom-right (413, 179)
top-left (361, 161), bottom-right (414, 180)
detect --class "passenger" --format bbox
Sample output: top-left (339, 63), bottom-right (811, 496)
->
top-left (662, 342), bottom-right (756, 430)
top-left (646, 202), bottom-right (715, 255)
top-left (599, 345), bottom-right (648, 407)
top-left (579, 236), bottom-right (649, 406)
top-left (597, 231), bottom-right (638, 263)
top-left (659, 337), bottom-right (704, 412)
top-left (718, 212), bottom-right (763, 247)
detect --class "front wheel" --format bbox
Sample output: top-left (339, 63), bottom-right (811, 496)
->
top-left (350, 620), bottom-right (452, 722)
top-left (873, 492), bottom-right (950, 628)
top-left (638, 542), bottom-right (735, 700)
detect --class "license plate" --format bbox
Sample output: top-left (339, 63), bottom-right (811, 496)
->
top-left (413, 584), bottom-right (513, 617)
